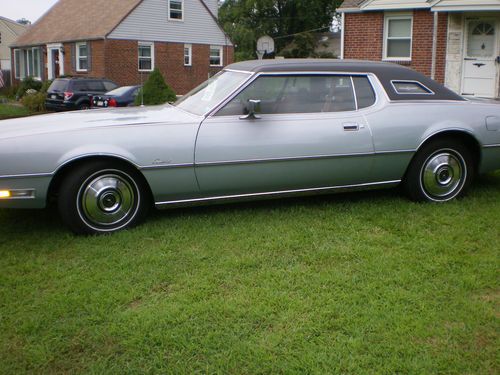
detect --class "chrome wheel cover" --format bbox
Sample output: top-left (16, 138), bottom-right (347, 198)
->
top-left (421, 150), bottom-right (466, 201)
top-left (78, 172), bottom-right (138, 229)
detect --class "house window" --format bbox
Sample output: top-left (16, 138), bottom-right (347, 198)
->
top-left (138, 42), bottom-right (154, 71)
top-left (210, 46), bottom-right (223, 66)
top-left (184, 44), bottom-right (192, 66)
top-left (14, 49), bottom-right (21, 79)
top-left (15, 47), bottom-right (42, 80)
top-left (76, 42), bottom-right (88, 71)
top-left (169, 0), bottom-right (183, 21)
top-left (384, 14), bottom-right (412, 60)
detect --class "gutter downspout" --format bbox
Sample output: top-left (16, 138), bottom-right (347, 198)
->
top-left (431, 11), bottom-right (438, 80)
top-left (340, 13), bottom-right (345, 59)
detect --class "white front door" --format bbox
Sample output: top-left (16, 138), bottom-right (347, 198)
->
top-left (461, 18), bottom-right (499, 98)
top-left (46, 44), bottom-right (65, 80)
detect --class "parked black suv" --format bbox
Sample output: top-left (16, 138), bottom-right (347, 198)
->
top-left (45, 77), bottom-right (119, 111)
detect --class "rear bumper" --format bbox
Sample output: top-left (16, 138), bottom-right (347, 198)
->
top-left (45, 101), bottom-right (78, 111)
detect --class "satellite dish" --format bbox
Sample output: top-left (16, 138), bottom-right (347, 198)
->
top-left (256, 35), bottom-right (275, 59)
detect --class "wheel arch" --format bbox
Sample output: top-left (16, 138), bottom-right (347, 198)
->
top-left (47, 155), bottom-right (154, 206)
top-left (407, 130), bottom-right (482, 177)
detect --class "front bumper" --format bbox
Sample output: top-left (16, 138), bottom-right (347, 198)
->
top-left (0, 175), bottom-right (51, 209)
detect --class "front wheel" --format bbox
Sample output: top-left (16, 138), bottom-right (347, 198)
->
top-left (404, 139), bottom-right (474, 202)
top-left (58, 161), bottom-right (150, 234)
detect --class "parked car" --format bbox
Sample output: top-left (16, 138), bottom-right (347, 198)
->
top-left (45, 77), bottom-right (118, 111)
top-left (1, 59), bottom-right (499, 234)
top-left (92, 85), bottom-right (142, 108)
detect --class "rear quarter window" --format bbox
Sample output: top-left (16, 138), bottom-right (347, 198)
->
top-left (48, 79), bottom-right (69, 92)
top-left (352, 76), bottom-right (376, 109)
top-left (392, 81), bottom-right (434, 95)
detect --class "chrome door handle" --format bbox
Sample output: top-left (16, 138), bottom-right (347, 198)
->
top-left (343, 123), bottom-right (360, 131)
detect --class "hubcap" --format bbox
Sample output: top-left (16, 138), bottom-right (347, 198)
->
top-left (422, 151), bottom-right (465, 199)
top-left (80, 173), bottom-right (136, 227)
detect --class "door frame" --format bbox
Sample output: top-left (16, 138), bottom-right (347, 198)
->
top-left (47, 43), bottom-right (65, 80)
top-left (460, 15), bottom-right (500, 98)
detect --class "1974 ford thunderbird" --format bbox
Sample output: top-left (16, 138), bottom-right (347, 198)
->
top-left (1, 59), bottom-right (499, 234)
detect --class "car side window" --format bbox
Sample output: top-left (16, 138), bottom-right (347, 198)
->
top-left (352, 76), bottom-right (376, 109)
top-left (216, 75), bottom-right (357, 116)
top-left (72, 81), bottom-right (87, 92)
top-left (87, 81), bottom-right (105, 92)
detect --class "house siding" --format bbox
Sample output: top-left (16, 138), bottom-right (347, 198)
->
top-left (344, 10), bottom-right (448, 84)
top-left (108, 0), bottom-right (231, 46)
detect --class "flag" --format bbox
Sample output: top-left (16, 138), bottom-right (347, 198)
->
top-left (0, 70), bottom-right (4, 88)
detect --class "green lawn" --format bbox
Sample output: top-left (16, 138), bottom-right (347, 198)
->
top-left (0, 173), bottom-right (499, 374)
top-left (0, 102), bottom-right (32, 120)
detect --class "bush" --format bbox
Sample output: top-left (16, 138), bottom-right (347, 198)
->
top-left (0, 84), bottom-right (20, 100)
top-left (22, 92), bottom-right (46, 113)
top-left (135, 68), bottom-right (176, 106)
top-left (16, 77), bottom-right (43, 99)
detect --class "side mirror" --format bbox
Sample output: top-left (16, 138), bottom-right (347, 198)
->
top-left (240, 99), bottom-right (261, 120)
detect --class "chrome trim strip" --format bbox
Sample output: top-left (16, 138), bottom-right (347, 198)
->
top-left (139, 163), bottom-right (194, 170)
top-left (0, 150), bottom-right (416, 177)
top-left (0, 172), bottom-right (52, 179)
top-left (483, 144), bottom-right (500, 148)
top-left (390, 80), bottom-right (435, 95)
top-left (195, 150), bottom-right (415, 168)
top-left (350, 76), bottom-right (359, 110)
top-left (417, 128), bottom-right (477, 150)
top-left (155, 180), bottom-right (401, 207)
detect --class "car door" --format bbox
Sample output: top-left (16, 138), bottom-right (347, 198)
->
top-left (194, 74), bottom-right (376, 196)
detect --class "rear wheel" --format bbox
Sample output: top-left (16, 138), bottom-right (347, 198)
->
top-left (58, 161), bottom-right (149, 234)
top-left (404, 139), bottom-right (474, 202)
top-left (78, 102), bottom-right (90, 110)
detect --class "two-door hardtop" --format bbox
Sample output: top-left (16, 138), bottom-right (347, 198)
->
top-left (1, 59), bottom-right (499, 234)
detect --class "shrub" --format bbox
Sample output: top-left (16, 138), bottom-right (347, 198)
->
top-left (135, 68), bottom-right (176, 106)
top-left (0, 84), bottom-right (20, 100)
top-left (22, 92), bottom-right (46, 113)
top-left (16, 77), bottom-right (43, 99)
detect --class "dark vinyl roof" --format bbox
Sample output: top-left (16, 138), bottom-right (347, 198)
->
top-left (226, 59), bottom-right (464, 102)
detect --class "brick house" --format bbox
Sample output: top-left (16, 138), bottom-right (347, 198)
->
top-left (10, 0), bottom-right (234, 94)
top-left (338, 0), bottom-right (500, 99)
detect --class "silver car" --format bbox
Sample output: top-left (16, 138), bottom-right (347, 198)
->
top-left (1, 59), bottom-right (499, 234)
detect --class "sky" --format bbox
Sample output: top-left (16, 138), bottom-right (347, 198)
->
top-left (2, 0), bottom-right (59, 24)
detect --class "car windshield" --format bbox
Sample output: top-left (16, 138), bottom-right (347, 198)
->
top-left (105, 86), bottom-right (136, 96)
top-left (175, 71), bottom-right (251, 116)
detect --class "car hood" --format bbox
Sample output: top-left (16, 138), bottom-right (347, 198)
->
top-left (0, 104), bottom-right (200, 140)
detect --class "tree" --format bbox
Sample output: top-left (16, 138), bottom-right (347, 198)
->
top-left (219, 0), bottom-right (343, 60)
top-left (135, 69), bottom-right (176, 106)
top-left (16, 18), bottom-right (31, 25)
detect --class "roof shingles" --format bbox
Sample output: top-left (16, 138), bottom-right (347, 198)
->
top-left (12, 0), bottom-right (142, 47)
top-left (338, 0), bottom-right (366, 9)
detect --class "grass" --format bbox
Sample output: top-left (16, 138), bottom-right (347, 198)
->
top-left (0, 173), bottom-right (499, 374)
top-left (0, 102), bottom-right (31, 120)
